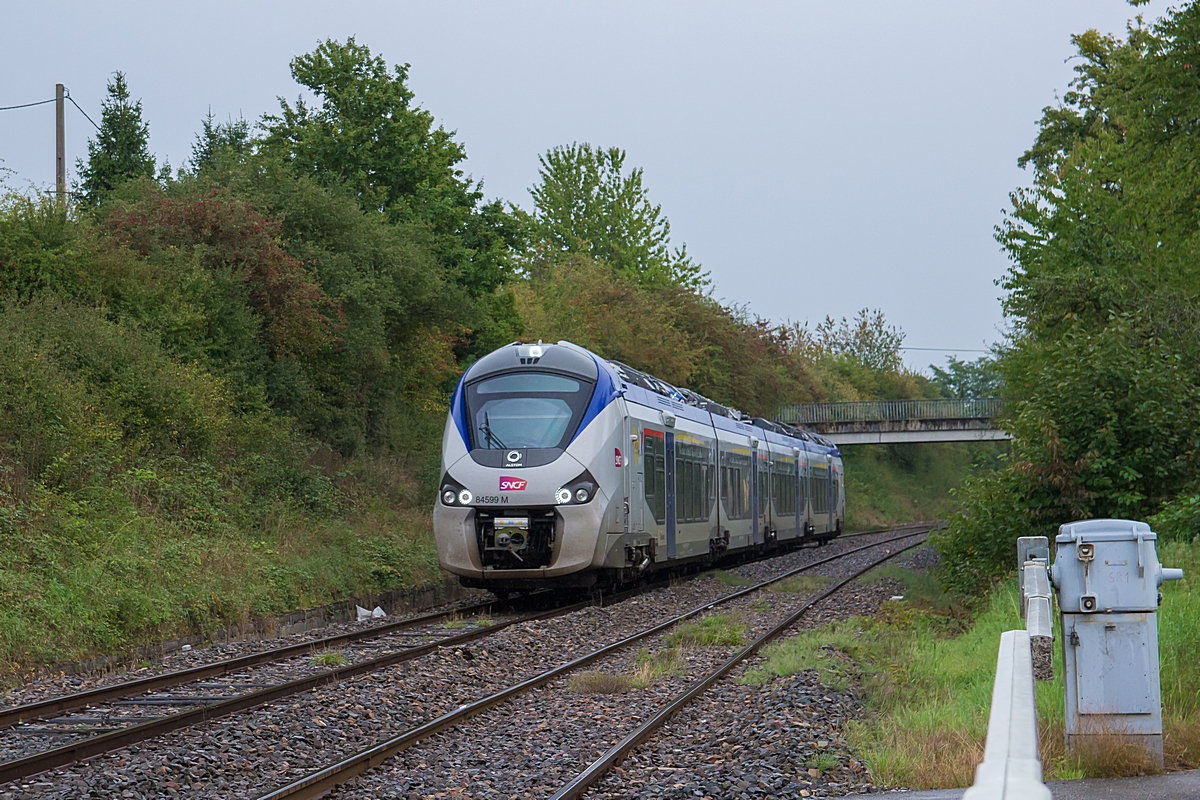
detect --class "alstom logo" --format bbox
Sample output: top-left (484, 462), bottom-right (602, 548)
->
top-left (499, 476), bottom-right (528, 491)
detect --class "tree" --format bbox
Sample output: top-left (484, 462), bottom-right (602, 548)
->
top-left (814, 309), bottom-right (904, 372)
top-left (189, 111), bottom-right (252, 173)
top-left (936, 3), bottom-right (1200, 593)
top-left (530, 143), bottom-right (708, 289)
top-left (261, 38), bottom-right (521, 299)
top-left (930, 356), bottom-right (1003, 399)
top-left (76, 72), bottom-right (155, 206)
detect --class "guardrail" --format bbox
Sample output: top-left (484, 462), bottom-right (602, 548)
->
top-left (962, 630), bottom-right (1052, 800)
top-left (777, 397), bottom-right (1003, 425)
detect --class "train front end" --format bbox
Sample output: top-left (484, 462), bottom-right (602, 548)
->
top-left (434, 342), bottom-right (627, 591)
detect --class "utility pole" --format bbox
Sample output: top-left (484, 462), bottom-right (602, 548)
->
top-left (55, 83), bottom-right (66, 205)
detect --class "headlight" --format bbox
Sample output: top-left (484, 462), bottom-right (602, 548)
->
top-left (556, 470), bottom-right (598, 505)
top-left (458, 489), bottom-right (473, 505)
top-left (442, 489), bottom-right (457, 505)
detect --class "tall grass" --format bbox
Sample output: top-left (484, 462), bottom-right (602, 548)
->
top-left (745, 546), bottom-right (1200, 789)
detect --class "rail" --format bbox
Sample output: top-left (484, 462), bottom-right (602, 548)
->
top-left (778, 397), bottom-right (1003, 425)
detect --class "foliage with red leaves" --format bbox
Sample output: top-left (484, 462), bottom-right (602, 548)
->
top-left (101, 190), bottom-right (341, 358)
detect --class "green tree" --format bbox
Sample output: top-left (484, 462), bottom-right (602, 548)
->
top-left (261, 38), bottom-right (521, 299)
top-left (930, 356), bottom-right (1003, 399)
top-left (530, 143), bottom-right (708, 289)
top-left (814, 308), bottom-right (905, 372)
top-left (937, 3), bottom-right (1200, 593)
top-left (76, 72), bottom-right (155, 206)
top-left (189, 111), bottom-right (252, 173)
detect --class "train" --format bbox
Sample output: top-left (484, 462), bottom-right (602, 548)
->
top-left (433, 340), bottom-right (845, 594)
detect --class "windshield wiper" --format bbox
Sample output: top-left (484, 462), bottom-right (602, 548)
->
top-left (478, 412), bottom-right (507, 449)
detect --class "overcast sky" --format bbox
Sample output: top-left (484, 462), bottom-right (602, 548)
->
top-left (0, 1), bottom-right (1172, 370)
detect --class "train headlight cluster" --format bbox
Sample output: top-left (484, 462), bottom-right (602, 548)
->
top-left (556, 470), bottom-right (598, 505)
top-left (439, 474), bottom-right (473, 506)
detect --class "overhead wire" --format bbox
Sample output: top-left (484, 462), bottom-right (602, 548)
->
top-left (0, 97), bottom-right (56, 112)
top-left (65, 90), bottom-right (100, 130)
top-left (0, 89), bottom-right (101, 130)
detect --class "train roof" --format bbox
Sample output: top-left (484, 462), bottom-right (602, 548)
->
top-left (606, 358), bottom-right (838, 453)
top-left (459, 341), bottom-right (837, 454)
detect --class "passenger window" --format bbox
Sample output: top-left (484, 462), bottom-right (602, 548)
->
top-left (644, 433), bottom-right (666, 524)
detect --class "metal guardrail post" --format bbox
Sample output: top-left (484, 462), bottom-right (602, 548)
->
top-left (1017, 536), bottom-right (1054, 682)
top-left (962, 630), bottom-right (1052, 800)
top-left (1024, 563), bottom-right (1054, 682)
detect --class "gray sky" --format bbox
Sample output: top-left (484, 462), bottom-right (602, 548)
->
top-left (0, 1), bottom-right (1171, 371)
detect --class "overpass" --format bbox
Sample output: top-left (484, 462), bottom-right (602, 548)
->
top-left (777, 398), bottom-right (1010, 445)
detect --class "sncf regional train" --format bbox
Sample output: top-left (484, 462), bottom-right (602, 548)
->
top-left (434, 341), bottom-right (844, 594)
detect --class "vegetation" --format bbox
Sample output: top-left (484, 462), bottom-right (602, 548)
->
top-left (310, 650), bottom-right (347, 668)
top-left (567, 670), bottom-right (636, 695)
top-left (936, 2), bottom-right (1200, 594)
top-left (0, 38), bottom-right (977, 673)
top-left (666, 612), bottom-right (746, 648)
top-left (745, 556), bottom-right (1200, 786)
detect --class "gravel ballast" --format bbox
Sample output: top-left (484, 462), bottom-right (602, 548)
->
top-left (0, 531), bottom-right (925, 800)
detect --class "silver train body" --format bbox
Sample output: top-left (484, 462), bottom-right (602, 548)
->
top-left (434, 341), bottom-right (845, 592)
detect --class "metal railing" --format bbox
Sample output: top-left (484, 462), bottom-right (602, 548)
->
top-left (777, 397), bottom-right (1003, 425)
top-left (962, 630), bottom-right (1053, 800)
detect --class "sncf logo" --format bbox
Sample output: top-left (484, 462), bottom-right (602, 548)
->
top-left (499, 476), bottom-right (528, 491)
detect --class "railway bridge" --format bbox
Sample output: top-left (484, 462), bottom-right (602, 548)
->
top-left (777, 398), bottom-right (1010, 445)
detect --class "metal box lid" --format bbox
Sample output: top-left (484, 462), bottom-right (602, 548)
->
top-left (1058, 519), bottom-right (1155, 544)
top-left (1053, 519), bottom-right (1164, 613)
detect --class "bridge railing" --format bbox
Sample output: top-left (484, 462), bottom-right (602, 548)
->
top-left (778, 397), bottom-right (1003, 425)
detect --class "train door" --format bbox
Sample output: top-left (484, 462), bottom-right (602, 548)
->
top-left (793, 448), bottom-right (803, 538)
top-left (825, 454), bottom-right (835, 531)
top-left (760, 453), bottom-right (772, 539)
top-left (665, 431), bottom-right (677, 559)
top-left (629, 423), bottom-right (644, 533)
top-left (749, 439), bottom-right (760, 545)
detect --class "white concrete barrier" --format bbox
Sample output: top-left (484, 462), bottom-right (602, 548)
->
top-left (962, 630), bottom-right (1052, 800)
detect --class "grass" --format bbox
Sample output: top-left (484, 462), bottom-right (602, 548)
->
top-left (475, 616), bottom-right (494, 627)
top-left (740, 543), bottom-right (1200, 788)
top-left (807, 753), bottom-right (841, 772)
top-left (569, 647), bottom-right (686, 694)
top-left (310, 650), bottom-right (347, 668)
top-left (440, 613), bottom-right (467, 630)
top-left (666, 612), bottom-right (745, 648)
top-left (633, 646), bottom-right (685, 684)
top-left (709, 570), bottom-right (756, 587)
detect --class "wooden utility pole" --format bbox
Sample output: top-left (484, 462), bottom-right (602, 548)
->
top-left (55, 83), bottom-right (66, 205)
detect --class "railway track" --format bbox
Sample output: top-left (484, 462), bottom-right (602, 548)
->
top-left (251, 530), bottom-right (927, 800)
top-left (0, 526), bottom-right (929, 796)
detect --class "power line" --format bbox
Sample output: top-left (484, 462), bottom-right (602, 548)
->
top-left (0, 97), bottom-right (56, 111)
top-left (65, 91), bottom-right (99, 130)
top-left (900, 347), bottom-right (990, 353)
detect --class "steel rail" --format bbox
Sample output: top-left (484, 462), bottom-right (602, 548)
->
top-left (0, 600), bottom-right (587, 785)
top-left (0, 597), bottom-right (510, 730)
top-left (0, 523), bottom-right (921, 731)
top-left (252, 528), bottom-right (929, 800)
top-left (550, 535), bottom-right (928, 800)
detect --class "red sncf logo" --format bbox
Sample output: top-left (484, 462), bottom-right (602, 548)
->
top-left (499, 476), bottom-right (527, 491)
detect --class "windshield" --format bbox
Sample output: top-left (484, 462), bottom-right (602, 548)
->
top-left (465, 372), bottom-right (596, 450)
